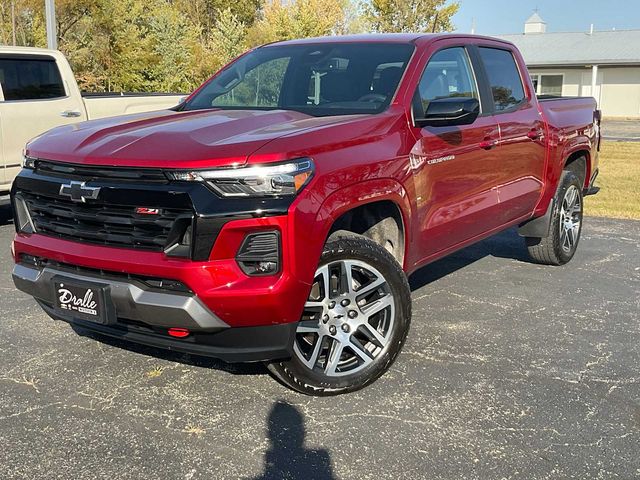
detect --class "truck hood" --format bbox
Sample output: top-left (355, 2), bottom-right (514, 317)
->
top-left (25, 109), bottom-right (365, 169)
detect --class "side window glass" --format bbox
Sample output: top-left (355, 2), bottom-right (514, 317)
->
top-left (0, 57), bottom-right (65, 101)
top-left (212, 57), bottom-right (290, 108)
top-left (416, 47), bottom-right (479, 114)
top-left (478, 47), bottom-right (526, 111)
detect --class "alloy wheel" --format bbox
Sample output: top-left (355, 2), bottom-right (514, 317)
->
top-left (293, 259), bottom-right (396, 377)
top-left (559, 184), bottom-right (582, 253)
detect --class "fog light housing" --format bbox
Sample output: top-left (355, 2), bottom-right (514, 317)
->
top-left (236, 231), bottom-right (281, 276)
top-left (13, 195), bottom-right (36, 234)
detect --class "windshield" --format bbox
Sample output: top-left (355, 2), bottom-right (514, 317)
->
top-left (183, 42), bottom-right (415, 116)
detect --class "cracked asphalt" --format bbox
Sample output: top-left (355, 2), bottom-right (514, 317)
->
top-left (0, 207), bottom-right (638, 480)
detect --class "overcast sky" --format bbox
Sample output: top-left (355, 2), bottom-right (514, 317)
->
top-left (452, 0), bottom-right (640, 35)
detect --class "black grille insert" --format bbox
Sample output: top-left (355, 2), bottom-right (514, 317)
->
top-left (34, 160), bottom-right (168, 183)
top-left (22, 191), bottom-right (192, 251)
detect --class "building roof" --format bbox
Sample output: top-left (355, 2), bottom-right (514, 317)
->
top-left (525, 13), bottom-right (546, 24)
top-left (496, 30), bottom-right (640, 66)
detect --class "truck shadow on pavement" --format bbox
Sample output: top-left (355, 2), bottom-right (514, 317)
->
top-left (71, 326), bottom-right (268, 376)
top-left (248, 400), bottom-right (335, 480)
top-left (409, 227), bottom-right (533, 291)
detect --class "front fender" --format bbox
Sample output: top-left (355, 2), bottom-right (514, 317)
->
top-left (308, 178), bottom-right (413, 273)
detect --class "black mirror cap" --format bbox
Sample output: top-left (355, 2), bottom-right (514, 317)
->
top-left (414, 97), bottom-right (480, 128)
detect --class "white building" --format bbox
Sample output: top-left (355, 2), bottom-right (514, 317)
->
top-left (497, 13), bottom-right (640, 118)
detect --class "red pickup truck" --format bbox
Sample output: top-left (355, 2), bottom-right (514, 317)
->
top-left (11, 34), bottom-right (600, 395)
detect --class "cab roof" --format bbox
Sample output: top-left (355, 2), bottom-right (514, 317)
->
top-left (267, 33), bottom-right (514, 48)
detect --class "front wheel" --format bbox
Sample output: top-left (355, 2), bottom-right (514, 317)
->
top-left (267, 235), bottom-right (411, 396)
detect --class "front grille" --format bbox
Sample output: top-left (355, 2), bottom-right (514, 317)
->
top-left (21, 191), bottom-right (192, 251)
top-left (34, 160), bottom-right (168, 183)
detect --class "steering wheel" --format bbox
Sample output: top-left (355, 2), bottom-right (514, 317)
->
top-left (357, 93), bottom-right (387, 103)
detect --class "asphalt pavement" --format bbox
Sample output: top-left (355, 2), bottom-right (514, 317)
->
top-left (601, 120), bottom-right (640, 142)
top-left (0, 206), bottom-right (638, 479)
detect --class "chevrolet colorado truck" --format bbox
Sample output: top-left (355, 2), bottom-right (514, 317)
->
top-left (0, 46), bottom-right (184, 196)
top-left (10, 34), bottom-right (600, 395)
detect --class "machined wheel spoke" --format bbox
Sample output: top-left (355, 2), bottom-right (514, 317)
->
top-left (355, 276), bottom-right (386, 298)
top-left (341, 261), bottom-right (356, 295)
top-left (349, 338), bottom-right (374, 364)
top-left (361, 293), bottom-right (393, 317)
top-left (296, 322), bottom-right (321, 334)
top-left (359, 321), bottom-right (388, 348)
top-left (303, 334), bottom-right (324, 369)
top-left (319, 264), bottom-right (331, 300)
top-left (566, 227), bottom-right (574, 247)
top-left (304, 300), bottom-right (325, 309)
top-left (324, 339), bottom-right (344, 375)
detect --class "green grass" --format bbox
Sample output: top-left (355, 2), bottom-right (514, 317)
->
top-left (584, 142), bottom-right (640, 220)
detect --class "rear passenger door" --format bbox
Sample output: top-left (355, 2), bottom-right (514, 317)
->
top-left (476, 46), bottom-right (546, 223)
top-left (0, 54), bottom-right (86, 191)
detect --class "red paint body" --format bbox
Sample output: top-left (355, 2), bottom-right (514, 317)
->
top-left (14, 34), bottom-right (600, 328)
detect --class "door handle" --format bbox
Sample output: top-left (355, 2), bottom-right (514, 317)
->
top-left (480, 139), bottom-right (497, 150)
top-left (527, 129), bottom-right (542, 140)
top-left (60, 110), bottom-right (82, 118)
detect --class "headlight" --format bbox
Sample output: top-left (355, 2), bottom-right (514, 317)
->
top-left (22, 155), bottom-right (36, 169)
top-left (166, 158), bottom-right (314, 197)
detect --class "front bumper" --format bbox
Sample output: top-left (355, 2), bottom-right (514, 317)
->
top-left (13, 262), bottom-right (296, 362)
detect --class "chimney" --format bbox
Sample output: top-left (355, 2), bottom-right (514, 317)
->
top-left (524, 12), bottom-right (546, 34)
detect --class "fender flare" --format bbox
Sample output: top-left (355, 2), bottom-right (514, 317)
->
top-left (312, 178), bottom-right (413, 261)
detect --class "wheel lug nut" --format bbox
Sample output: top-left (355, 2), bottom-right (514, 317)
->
top-left (348, 310), bottom-right (358, 319)
top-left (341, 324), bottom-right (350, 333)
top-left (340, 299), bottom-right (350, 307)
top-left (322, 314), bottom-right (329, 323)
top-left (329, 301), bottom-right (336, 309)
top-left (329, 325), bottom-right (337, 335)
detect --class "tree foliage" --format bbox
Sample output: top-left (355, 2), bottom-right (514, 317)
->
top-left (365, 0), bottom-right (459, 33)
top-left (0, 0), bottom-right (458, 93)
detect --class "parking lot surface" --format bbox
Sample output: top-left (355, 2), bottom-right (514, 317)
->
top-left (602, 120), bottom-right (640, 142)
top-left (0, 208), bottom-right (638, 479)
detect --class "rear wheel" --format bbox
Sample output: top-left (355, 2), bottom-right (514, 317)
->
top-left (267, 236), bottom-right (411, 396)
top-left (527, 171), bottom-right (583, 265)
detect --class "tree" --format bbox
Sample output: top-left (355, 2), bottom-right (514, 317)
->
top-left (174, 0), bottom-right (261, 40)
top-left (247, 0), bottom-right (358, 46)
top-left (148, 3), bottom-right (201, 92)
top-left (210, 8), bottom-right (247, 63)
top-left (365, 0), bottom-right (459, 33)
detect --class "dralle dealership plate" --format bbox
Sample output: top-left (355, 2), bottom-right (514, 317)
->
top-left (52, 276), bottom-right (113, 324)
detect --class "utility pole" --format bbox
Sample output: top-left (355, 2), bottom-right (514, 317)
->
top-left (45, 0), bottom-right (57, 50)
top-left (11, 0), bottom-right (16, 46)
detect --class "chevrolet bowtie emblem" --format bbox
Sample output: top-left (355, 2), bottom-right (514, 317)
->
top-left (59, 181), bottom-right (101, 203)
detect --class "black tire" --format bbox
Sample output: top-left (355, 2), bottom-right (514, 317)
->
top-left (526, 171), bottom-right (584, 265)
top-left (267, 235), bottom-right (411, 396)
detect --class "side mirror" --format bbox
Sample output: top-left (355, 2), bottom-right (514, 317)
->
top-left (414, 97), bottom-right (480, 128)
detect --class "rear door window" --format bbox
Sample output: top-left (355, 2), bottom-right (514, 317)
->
top-left (478, 48), bottom-right (526, 112)
top-left (0, 57), bottom-right (66, 101)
